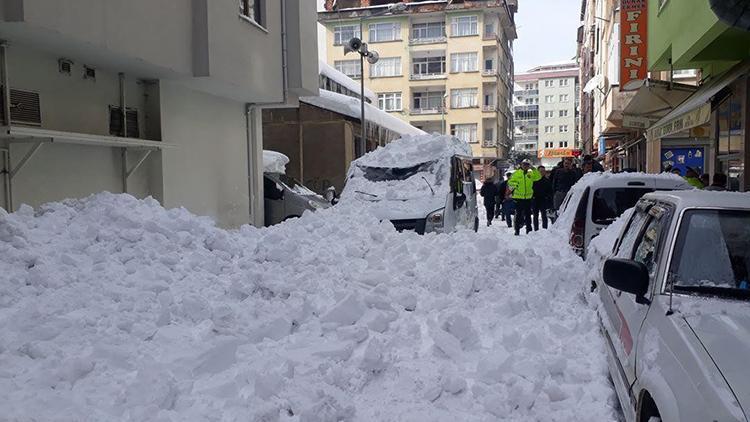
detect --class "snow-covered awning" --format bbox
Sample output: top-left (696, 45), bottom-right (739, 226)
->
top-left (301, 90), bottom-right (425, 137)
top-left (319, 60), bottom-right (377, 104)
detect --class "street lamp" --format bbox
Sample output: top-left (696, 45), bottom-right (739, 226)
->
top-left (343, 2), bottom-right (408, 157)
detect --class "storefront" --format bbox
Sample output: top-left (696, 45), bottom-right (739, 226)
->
top-left (647, 61), bottom-right (749, 191)
top-left (538, 148), bottom-right (579, 168)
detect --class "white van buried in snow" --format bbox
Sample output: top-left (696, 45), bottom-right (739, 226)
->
top-left (341, 135), bottom-right (479, 234)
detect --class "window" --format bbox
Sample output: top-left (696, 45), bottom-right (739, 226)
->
top-left (484, 128), bottom-right (494, 141)
top-left (451, 124), bottom-right (478, 143)
top-left (484, 59), bottom-right (494, 71)
top-left (369, 22), bottom-right (400, 43)
top-left (544, 80), bottom-right (554, 87)
top-left (544, 141), bottom-right (553, 148)
top-left (370, 57), bottom-right (401, 77)
top-left (633, 216), bottom-right (667, 277)
top-left (451, 88), bottom-right (478, 108)
top-left (413, 91), bottom-right (445, 111)
top-left (412, 22), bottom-right (445, 40)
top-left (451, 16), bottom-right (478, 36)
top-left (559, 79), bottom-right (569, 87)
top-left (412, 56), bottom-right (445, 76)
top-left (484, 23), bottom-right (495, 37)
top-left (559, 125), bottom-right (569, 133)
top-left (545, 95), bottom-right (554, 103)
top-left (240, 0), bottom-right (263, 26)
top-left (558, 141), bottom-right (569, 147)
top-left (525, 98), bottom-right (534, 105)
top-left (525, 83), bottom-right (534, 90)
top-left (559, 94), bottom-right (569, 102)
top-left (616, 210), bottom-right (651, 258)
top-left (593, 189), bottom-right (655, 225)
top-left (450, 52), bottom-right (478, 72)
top-left (109, 106), bottom-right (139, 138)
top-left (378, 92), bottom-right (402, 111)
top-left (544, 126), bottom-right (554, 133)
top-left (334, 25), bottom-right (360, 46)
top-left (483, 93), bottom-right (494, 107)
top-left (334, 60), bottom-right (362, 79)
top-left (559, 110), bottom-right (569, 117)
top-left (544, 110), bottom-right (554, 118)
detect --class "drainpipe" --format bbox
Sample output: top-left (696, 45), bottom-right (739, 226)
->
top-left (246, 0), bottom-right (290, 227)
top-left (1, 41), bottom-right (13, 211)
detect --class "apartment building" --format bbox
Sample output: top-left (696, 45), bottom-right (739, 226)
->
top-left (318, 0), bottom-right (518, 163)
top-left (514, 62), bottom-right (580, 167)
top-left (0, 0), bottom-right (319, 227)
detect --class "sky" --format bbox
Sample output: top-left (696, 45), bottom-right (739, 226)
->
top-left (513, 0), bottom-right (582, 73)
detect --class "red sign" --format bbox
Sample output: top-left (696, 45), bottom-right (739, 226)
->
top-left (620, 0), bottom-right (648, 88)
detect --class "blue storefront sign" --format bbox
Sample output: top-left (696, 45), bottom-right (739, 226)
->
top-left (661, 147), bottom-right (705, 175)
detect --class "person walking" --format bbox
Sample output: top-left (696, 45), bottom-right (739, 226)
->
top-left (551, 157), bottom-right (581, 210)
top-left (508, 159), bottom-right (541, 236)
top-left (497, 172), bottom-right (513, 226)
top-left (704, 173), bottom-right (728, 191)
top-left (532, 166), bottom-right (553, 231)
top-left (479, 178), bottom-right (500, 226)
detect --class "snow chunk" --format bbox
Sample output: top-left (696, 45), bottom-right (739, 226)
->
top-left (263, 150), bottom-right (290, 174)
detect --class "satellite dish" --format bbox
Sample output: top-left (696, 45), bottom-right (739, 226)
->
top-left (367, 51), bottom-right (380, 64)
top-left (344, 37), bottom-right (362, 55)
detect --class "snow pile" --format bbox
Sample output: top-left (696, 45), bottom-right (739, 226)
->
top-left (263, 150), bottom-right (290, 174)
top-left (0, 193), bottom-right (619, 421)
top-left (301, 90), bottom-right (425, 137)
top-left (355, 134), bottom-right (471, 169)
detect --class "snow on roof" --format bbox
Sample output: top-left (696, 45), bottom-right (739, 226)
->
top-left (319, 60), bottom-right (377, 104)
top-left (643, 189), bottom-right (750, 209)
top-left (354, 133), bottom-right (472, 168)
top-left (301, 90), bottom-right (425, 137)
top-left (262, 150), bottom-right (289, 174)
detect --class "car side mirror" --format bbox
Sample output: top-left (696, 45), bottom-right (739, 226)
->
top-left (603, 258), bottom-right (651, 305)
top-left (454, 192), bottom-right (466, 209)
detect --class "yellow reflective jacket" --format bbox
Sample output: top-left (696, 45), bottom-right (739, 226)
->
top-left (508, 168), bottom-right (542, 200)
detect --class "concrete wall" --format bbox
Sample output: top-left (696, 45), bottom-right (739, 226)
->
top-left (159, 81), bottom-right (250, 228)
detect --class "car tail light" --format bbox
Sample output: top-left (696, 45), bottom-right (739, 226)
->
top-left (569, 188), bottom-right (589, 256)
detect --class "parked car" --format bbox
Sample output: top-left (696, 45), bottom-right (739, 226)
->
top-left (263, 151), bottom-right (330, 226)
top-left (341, 135), bottom-right (479, 234)
top-left (555, 173), bottom-right (691, 258)
top-left (596, 190), bottom-right (750, 422)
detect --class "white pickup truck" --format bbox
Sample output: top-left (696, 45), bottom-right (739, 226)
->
top-left (596, 190), bottom-right (750, 422)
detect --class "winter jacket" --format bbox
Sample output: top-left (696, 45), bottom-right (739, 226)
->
top-left (552, 168), bottom-right (581, 193)
top-left (508, 168), bottom-right (542, 200)
top-left (480, 181), bottom-right (500, 207)
top-left (685, 176), bottom-right (705, 189)
top-left (532, 176), bottom-right (553, 209)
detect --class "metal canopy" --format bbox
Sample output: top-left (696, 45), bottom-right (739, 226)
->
top-left (0, 126), bottom-right (174, 149)
top-left (622, 79), bottom-right (697, 119)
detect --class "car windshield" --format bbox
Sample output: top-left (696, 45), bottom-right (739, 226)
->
top-left (357, 160), bottom-right (438, 182)
top-left (669, 209), bottom-right (750, 299)
top-left (591, 188), bottom-right (654, 224)
top-left (277, 174), bottom-right (316, 196)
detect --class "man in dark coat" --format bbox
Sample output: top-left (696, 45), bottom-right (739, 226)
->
top-left (497, 172), bottom-right (514, 226)
top-left (551, 157), bottom-right (581, 210)
top-left (532, 166), bottom-right (553, 230)
top-left (479, 178), bottom-right (500, 226)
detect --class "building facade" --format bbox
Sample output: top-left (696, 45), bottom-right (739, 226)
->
top-left (0, 0), bottom-right (319, 227)
top-left (514, 62), bottom-right (580, 167)
top-left (318, 0), bottom-right (518, 163)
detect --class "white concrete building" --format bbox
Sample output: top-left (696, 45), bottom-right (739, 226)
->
top-left (0, 0), bottom-right (318, 227)
top-left (514, 62), bottom-right (579, 167)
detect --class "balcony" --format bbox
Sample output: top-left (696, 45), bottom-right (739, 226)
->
top-left (483, 32), bottom-right (498, 41)
top-left (483, 104), bottom-right (497, 112)
top-left (409, 36), bottom-right (447, 46)
top-left (409, 73), bottom-right (447, 81)
top-left (482, 69), bottom-right (498, 77)
top-left (410, 108), bottom-right (444, 116)
top-left (482, 139), bottom-right (497, 148)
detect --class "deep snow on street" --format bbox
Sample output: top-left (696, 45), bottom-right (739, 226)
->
top-left (0, 193), bottom-right (619, 421)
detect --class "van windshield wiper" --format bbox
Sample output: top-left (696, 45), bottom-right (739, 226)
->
top-left (673, 284), bottom-right (750, 301)
top-left (421, 177), bottom-right (435, 195)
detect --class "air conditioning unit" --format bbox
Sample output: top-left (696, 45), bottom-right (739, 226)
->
top-left (0, 87), bottom-right (42, 126)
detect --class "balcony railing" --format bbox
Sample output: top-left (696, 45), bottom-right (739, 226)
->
top-left (482, 69), bottom-right (498, 77)
top-left (409, 73), bottom-right (447, 81)
top-left (482, 139), bottom-right (496, 147)
top-left (410, 107), bottom-right (443, 115)
top-left (483, 104), bottom-right (497, 112)
top-left (483, 32), bottom-right (498, 40)
top-left (409, 36), bottom-right (447, 45)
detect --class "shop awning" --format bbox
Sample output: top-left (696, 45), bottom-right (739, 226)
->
top-left (649, 61), bottom-right (750, 140)
top-left (621, 79), bottom-right (696, 129)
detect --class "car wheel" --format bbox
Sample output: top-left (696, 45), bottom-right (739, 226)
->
top-left (638, 391), bottom-right (661, 422)
top-left (474, 217), bottom-right (479, 232)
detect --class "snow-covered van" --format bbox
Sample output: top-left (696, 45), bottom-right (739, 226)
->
top-left (555, 172), bottom-right (692, 259)
top-left (263, 151), bottom-right (331, 226)
top-left (341, 135), bottom-right (479, 234)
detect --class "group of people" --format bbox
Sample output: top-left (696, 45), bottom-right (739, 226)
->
top-left (480, 156), bottom-right (598, 236)
top-left (665, 165), bottom-right (731, 191)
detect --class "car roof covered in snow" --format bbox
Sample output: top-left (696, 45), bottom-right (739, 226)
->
top-left (352, 134), bottom-right (472, 169)
top-left (572, 171), bottom-right (691, 190)
top-left (642, 190), bottom-right (750, 210)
